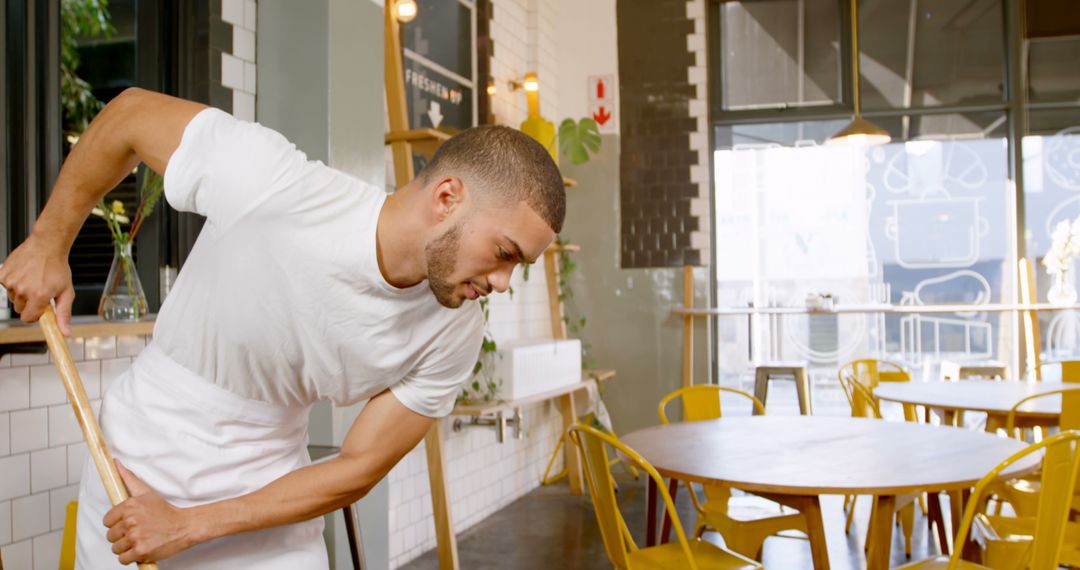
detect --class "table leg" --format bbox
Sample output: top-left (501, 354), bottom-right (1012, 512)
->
top-left (865, 495), bottom-right (896, 570)
top-left (646, 476), bottom-right (658, 547)
top-left (948, 489), bottom-right (965, 545)
top-left (795, 369), bottom-right (813, 415)
top-left (753, 369), bottom-right (769, 416)
top-left (770, 494), bottom-right (829, 570)
top-left (558, 394), bottom-right (583, 495)
top-left (926, 491), bottom-right (950, 555)
top-left (660, 479), bottom-right (679, 544)
top-left (424, 421), bottom-right (460, 570)
top-left (985, 413), bottom-right (1005, 434)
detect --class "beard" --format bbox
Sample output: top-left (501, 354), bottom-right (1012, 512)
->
top-left (425, 221), bottom-right (465, 308)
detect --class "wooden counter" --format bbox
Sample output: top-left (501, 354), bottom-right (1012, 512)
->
top-left (0, 315), bottom-right (155, 344)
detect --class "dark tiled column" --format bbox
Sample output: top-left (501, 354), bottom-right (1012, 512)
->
top-left (617, 0), bottom-right (703, 268)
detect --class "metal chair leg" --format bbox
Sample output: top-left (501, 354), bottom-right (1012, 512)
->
top-left (342, 503), bottom-right (366, 570)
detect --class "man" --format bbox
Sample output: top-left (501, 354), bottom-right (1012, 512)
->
top-left (0, 88), bottom-right (564, 567)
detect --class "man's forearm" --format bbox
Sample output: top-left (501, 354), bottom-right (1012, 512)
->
top-left (183, 453), bottom-right (381, 546)
top-left (33, 89), bottom-right (147, 252)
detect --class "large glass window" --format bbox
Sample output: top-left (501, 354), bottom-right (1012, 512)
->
top-left (716, 0), bottom-right (841, 110)
top-left (714, 117), bottom-right (1012, 388)
top-left (708, 0), bottom-right (1080, 408)
top-left (858, 0), bottom-right (1006, 110)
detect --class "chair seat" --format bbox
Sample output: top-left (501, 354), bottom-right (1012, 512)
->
top-left (701, 495), bottom-right (804, 525)
top-left (627, 539), bottom-right (761, 569)
top-left (894, 555), bottom-right (990, 569)
top-left (973, 514), bottom-right (1080, 568)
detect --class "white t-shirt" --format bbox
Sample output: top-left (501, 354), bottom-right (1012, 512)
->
top-left (155, 108), bottom-right (483, 417)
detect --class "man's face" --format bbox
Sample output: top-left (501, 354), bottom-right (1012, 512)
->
top-left (426, 200), bottom-right (555, 308)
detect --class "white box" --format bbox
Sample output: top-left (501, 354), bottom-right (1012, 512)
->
top-left (491, 339), bottom-right (581, 401)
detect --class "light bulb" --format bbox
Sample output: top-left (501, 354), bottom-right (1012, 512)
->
top-left (523, 72), bottom-right (539, 92)
top-left (395, 0), bottom-right (417, 23)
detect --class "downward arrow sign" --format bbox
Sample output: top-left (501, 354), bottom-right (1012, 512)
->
top-left (592, 105), bottom-right (611, 126)
top-left (427, 101), bottom-right (443, 128)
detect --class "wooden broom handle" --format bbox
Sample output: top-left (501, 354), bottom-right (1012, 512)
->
top-left (39, 306), bottom-right (159, 570)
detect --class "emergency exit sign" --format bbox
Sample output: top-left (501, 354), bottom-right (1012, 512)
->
top-left (587, 74), bottom-right (616, 132)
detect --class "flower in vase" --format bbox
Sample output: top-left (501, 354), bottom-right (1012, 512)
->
top-left (89, 168), bottom-right (164, 320)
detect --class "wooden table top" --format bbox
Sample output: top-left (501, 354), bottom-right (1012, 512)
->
top-left (874, 380), bottom-right (1080, 417)
top-left (621, 416), bottom-right (1037, 496)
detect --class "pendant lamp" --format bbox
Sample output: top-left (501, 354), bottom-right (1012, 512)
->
top-left (828, 0), bottom-right (890, 146)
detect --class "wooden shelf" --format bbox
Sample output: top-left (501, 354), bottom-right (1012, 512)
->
top-left (451, 369), bottom-right (615, 416)
top-left (384, 128), bottom-right (451, 145)
top-left (385, 128), bottom-right (450, 159)
top-left (0, 315), bottom-right (155, 345)
top-left (545, 242), bottom-right (580, 253)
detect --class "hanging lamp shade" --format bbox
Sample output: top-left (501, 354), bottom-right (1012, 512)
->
top-left (827, 115), bottom-right (891, 146)
top-left (828, 0), bottom-right (891, 146)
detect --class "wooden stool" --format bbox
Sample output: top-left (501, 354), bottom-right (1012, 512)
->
top-left (753, 362), bottom-right (812, 415)
top-left (941, 360), bottom-right (1008, 381)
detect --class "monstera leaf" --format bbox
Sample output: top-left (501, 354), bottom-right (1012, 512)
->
top-left (559, 118), bottom-right (602, 165)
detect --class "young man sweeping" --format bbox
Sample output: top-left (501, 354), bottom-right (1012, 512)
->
top-left (0, 88), bottom-right (564, 568)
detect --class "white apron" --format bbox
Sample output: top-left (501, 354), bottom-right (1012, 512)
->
top-left (75, 343), bottom-right (328, 569)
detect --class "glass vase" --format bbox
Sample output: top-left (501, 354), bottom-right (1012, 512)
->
top-left (100, 241), bottom-right (148, 321)
top-left (1049, 269), bottom-right (1078, 306)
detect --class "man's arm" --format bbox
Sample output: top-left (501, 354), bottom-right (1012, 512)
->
top-left (0, 88), bottom-right (205, 333)
top-left (102, 388), bottom-right (435, 565)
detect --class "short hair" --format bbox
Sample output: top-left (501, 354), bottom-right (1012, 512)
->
top-left (418, 125), bottom-right (565, 233)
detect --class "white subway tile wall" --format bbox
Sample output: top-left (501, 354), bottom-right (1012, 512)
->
top-left (0, 338), bottom-right (141, 568)
top-left (386, 1), bottom-right (569, 565)
top-left (0, 500), bottom-right (11, 544)
top-left (223, 0), bottom-right (257, 122)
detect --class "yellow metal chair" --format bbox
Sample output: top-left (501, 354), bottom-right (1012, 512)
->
top-left (60, 500), bottom-right (77, 570)
top-left (993, 368), bottom-right (1080, 517)
top-left (567, 423), bottom-right (761, 569)
top-left (657, 386), bottom-right (807, 561)
top-left (838, 358), bottom-right (918, 421)
top-left (836, 374), bottom-right (920, 557)
top-left (973, 386), bottom-right (1080, 568)
top-left (896, 430), bottom-right (1080, 569)
top-left (652, 384), bottom-right (807, 557)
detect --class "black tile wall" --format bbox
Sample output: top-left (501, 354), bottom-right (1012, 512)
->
top-left (617, 0), bottom-right (701, 268)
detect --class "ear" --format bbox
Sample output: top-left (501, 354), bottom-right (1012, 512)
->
top-left (432, 176), bottom-right (466, 221)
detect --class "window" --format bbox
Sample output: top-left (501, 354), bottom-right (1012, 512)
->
top-left (4, 0), bottom-right (206, 318)
top-left (708, 0), bottom-right (1080, 406)
top-left (715, 0), bottom-right (841, 111)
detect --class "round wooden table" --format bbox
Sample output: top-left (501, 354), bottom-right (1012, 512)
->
top-left (621, 416), bottom-right (1037, 570)
top-left (873, 380), bottom-right (1080, 431)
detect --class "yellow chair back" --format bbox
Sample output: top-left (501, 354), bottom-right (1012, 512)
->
top-left (950, 432), bottom-right (1080, 570)
top-left (1062, 361), bottom-right (1080, 432)
top-left (838, 359), bottom-right (910, 419)
top-left (657, 385), bottom-right (765, 424)
top-left (59, 501), bottom-right (77, 570)
top-left (568, 423), bottom-right (699, 569)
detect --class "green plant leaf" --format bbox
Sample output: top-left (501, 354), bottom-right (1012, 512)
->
top-left (558, 118), bottom-right (602, 165)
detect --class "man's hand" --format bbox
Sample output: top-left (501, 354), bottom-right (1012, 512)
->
top-left (0, 234), bottom-right (75, 334)
top-left (104, 461), bottom-right (199, 565)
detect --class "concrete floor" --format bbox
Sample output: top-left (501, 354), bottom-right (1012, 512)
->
top-left (400, 470), bottom-right (944, 570)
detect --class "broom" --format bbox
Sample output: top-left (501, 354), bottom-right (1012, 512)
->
top-left (39, 305), bottom-right (158, 570)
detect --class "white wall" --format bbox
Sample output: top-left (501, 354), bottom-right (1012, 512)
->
top-left (553, 0), bottom-right (619, 132)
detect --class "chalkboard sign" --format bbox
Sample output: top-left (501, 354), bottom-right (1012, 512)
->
top-left (400, 0), bottom-right (476, 134)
